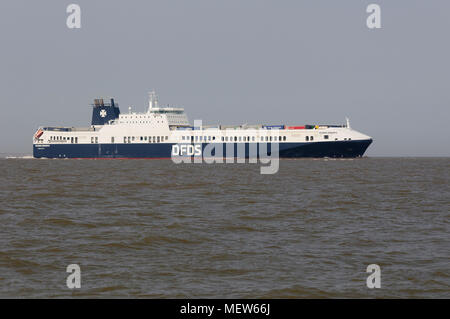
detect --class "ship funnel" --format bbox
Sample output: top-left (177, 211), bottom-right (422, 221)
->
top-left (91, 98), bottom-right (121, 125)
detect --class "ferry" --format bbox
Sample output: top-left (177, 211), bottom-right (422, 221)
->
top-left (33, 92), bottom-right (373, 159)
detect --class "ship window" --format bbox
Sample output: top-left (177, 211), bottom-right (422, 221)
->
top-left (324, 135), bottom-right (329, 140)
top-left (349, 138), bottom-right (351, 140)
top-left (234, 136), bottom-right (237, 142)
top-left (91, 137), bottom-right (94, 143)
top-left (252, 136), bottom-right (255, 141)
top-left (111, 137), bottom-right (115, 143)
top-left (71, 137), bottom-right (74, 143)
top-left (144, 136), bottom-right (147, 141)
top-left (306, 136), bottom-right (309, 141)
top-left (261, 137), bottom-right (264, 141)
top-left (95, 137), bottom-right (98, 143)
top-left (283, 136), bottom-right (286, 141)
top-left (157, 136), bottom-right (160, 143)
top-left (310, 136), bottom-right (314, 141)
top-left (238, 136), bottom-right (241, 141)
top-left (265, 136), bottom-right (269, 141)
top-left (124, 137), bottom-right (126, 143)
top-left (213, 136), bottom-right (216, 140)
top-left (132, 136), bottom-right (135, 141)
top-left (182, 136), bottom-right (185, 141)
top-left (128, 137), bottom-right (131, 143)
top-left (75, 137), bottom-right (78, 143)
top-left (221, 137), bottom-right (224, 141)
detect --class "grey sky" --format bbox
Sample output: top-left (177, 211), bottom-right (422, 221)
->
top-left (0, 0), bottom-right (449, 156)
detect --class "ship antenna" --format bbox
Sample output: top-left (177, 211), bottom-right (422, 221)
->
top-left (346, 117), bottom-right (351, 129)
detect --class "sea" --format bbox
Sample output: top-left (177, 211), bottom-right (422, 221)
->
top-left (0, 157), bottom-right (448, 298)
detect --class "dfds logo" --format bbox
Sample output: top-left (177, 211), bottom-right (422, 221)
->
top-left (172, 144), bottom-right (202, 156)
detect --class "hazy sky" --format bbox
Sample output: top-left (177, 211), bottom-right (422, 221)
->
top-left (1, 0), bottom-right (449, 156)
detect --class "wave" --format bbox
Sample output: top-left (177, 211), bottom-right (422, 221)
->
top-left (4, 155), bottom-right (34, 159)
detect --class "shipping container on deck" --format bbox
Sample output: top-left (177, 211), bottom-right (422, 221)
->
top-left (287, 126), bottom-right (305, 129)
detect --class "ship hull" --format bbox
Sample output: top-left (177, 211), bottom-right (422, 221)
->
top-left (33, 139), bottom-right (372, 159)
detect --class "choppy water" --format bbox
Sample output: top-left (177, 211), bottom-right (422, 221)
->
top-left (0, 158), bottom-right (448, 298)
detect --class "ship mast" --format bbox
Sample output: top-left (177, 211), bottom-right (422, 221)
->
top-left (148, 90), bottom-right (158, 111)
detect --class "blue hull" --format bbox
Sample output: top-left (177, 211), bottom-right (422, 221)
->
top-left (33, 140), bottom-right (372, 159)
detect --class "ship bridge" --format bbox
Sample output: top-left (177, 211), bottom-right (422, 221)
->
top-left (147, 91), bottom-right (189, 127)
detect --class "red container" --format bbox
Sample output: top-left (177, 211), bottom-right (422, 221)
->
top-left (287, 126), bottom-right (305, 129)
